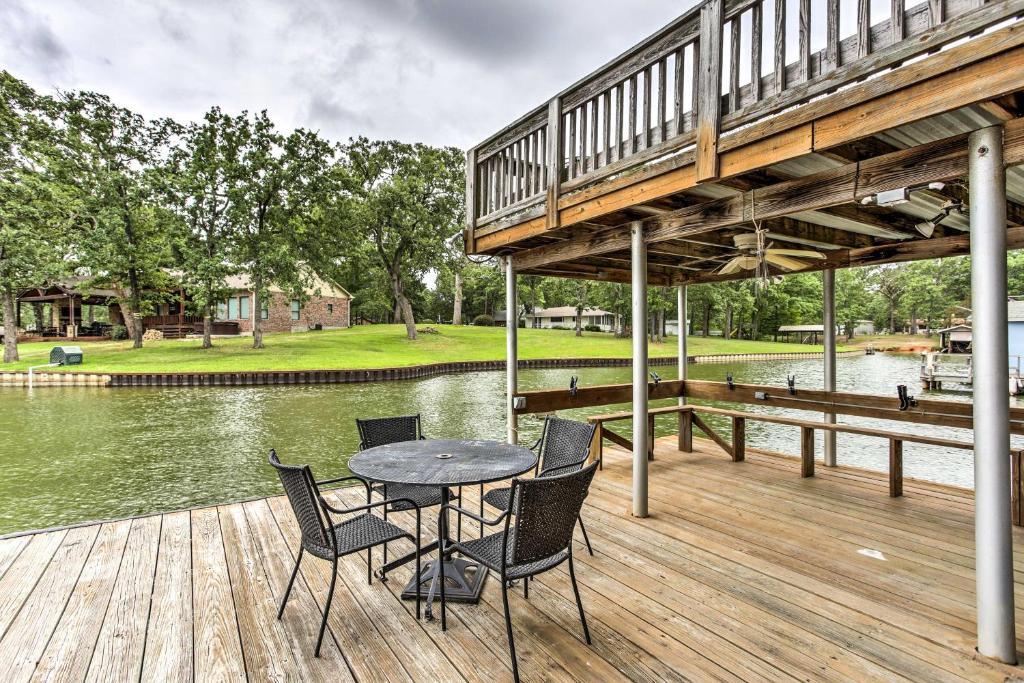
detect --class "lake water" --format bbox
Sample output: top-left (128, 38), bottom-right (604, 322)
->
top-left (0, 352), bottom-right (1014, 535)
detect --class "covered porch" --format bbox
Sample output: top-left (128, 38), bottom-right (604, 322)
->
top-left (1, 437), bottom-right (1022, 681)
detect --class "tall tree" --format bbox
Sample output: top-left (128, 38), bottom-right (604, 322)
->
top-left (873, 265), bottom-right (907, 334)
top-left (0, 72), bottom-right (73, 363)
top-left (339, 138), bottom-right (463, 340)
top-left (164, 107), bottom-right (238, 348)
top-left (226, 111), bottom-right (336, 349)
top-left (63, 91), bottom-right (175, 348)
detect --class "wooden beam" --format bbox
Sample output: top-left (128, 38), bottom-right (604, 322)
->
top-left (696, 0), bottom-right (724, 182)
top-left (545, 98), bottom-right (562, 230)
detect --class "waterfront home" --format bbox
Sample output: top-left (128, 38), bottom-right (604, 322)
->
top-left (208, 274), bottom-right (352, 335)
top-left (524, 306), bottom-right (616, 331)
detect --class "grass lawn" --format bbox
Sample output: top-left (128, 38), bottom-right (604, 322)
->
top-left (2, 325), bottom-right (848, 374)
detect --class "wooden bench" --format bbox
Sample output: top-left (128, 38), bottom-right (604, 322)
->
top-left (589, 404), bottom-right (1024, 509)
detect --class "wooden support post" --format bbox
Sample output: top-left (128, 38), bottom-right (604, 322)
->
top-left (889, 438), bottom-right (904, 497)
top-left (647, 412), bottom-right (656, 461)
top-left (679, 408), bottom-right (693, 453)
top-left (465, 148), bottom-right (477, 252)
top-left (696, 0), bottom-right (723, 182)
top-left (800, 426), bottom-right (815, 477)
top-left (545, 97), bottom-right (562, 230)
top-left (591, 422), bottom-right (604, 470)
top-left (732, 416), bottom-right (745, 462)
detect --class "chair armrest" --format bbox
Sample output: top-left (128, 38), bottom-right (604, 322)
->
top-left (540, 459), bottom-right (587, 477)
top-left (317, 475), bottom-right (370, 496)
top-left (319, 496), bottom-right (420, 517)
top-left (441, 502), bottom-right (507, 527)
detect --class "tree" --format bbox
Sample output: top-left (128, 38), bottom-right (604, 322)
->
top-left (63, 91), bottom-right (176, 348)
top-left (873, 265), bottom-right (907, 333)
top-left (339, 138), bottom-right (463, 340)
top-left (225, 111), bottom-right (336, 349)
top-left (164, 107), bottom-right (238, 348)
top-left (573, 280), bottom-right (590, 336)
top-left (0, 72), bottom-right (73, 363)
top-left (836, 267), bottom-right (873, 340)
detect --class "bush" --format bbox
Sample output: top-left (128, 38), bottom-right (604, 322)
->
top-left (111, 325), bottom-right (128, 340)
top-left (549, 325), bottom-right (569, 330)
top-left (583, 324), bottom-right (601, 332)
top-left (472, 314), bottom-right (494, 327)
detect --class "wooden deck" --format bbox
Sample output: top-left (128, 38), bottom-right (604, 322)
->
top-left (3, 437), bottom-right (1024, 681)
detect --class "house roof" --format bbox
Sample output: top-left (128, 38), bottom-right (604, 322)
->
top-left (223, 273), bottom-right (351, 299)
top-left (937, 324), bottom-right (972, 333)
top-left (526, 306), bottom-right (612, 317)
top-left (778, 324), bottom-right (826, 333)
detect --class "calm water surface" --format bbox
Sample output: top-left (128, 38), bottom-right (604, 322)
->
top-left (0, 352), bottom-right (1016, 535)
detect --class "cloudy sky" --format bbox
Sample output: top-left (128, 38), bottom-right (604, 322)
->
top-left (2, 0), bottom-right (696, 150)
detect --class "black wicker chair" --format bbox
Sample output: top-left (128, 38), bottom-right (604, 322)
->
top-left (439, 462), bottom-right (599, 683)
top-left (482, 416), bottom-right (597, 555)
top-left (356, 414), bottom-right (464, 575)
top-left (269, 449), bottom-right (422, 657)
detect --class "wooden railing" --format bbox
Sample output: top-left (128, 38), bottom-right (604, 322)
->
top-left (468, 0), bottom-right (1024, 235)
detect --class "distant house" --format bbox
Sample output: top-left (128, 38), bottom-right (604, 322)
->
top-left (778, 324), bottom-right (841, 344)
top-left (524, 306), bottom-right (616, 331)
top-left (665, 319), bottom-right (690, 336)
top-left (937, 324), bottom-right (973, 353)
top-left (211, 274), bottom-right (352, 334)
top-left (852, 320), bottom-right (875, 336)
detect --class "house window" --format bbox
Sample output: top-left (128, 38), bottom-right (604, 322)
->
top-left (238, 296), bottom-right (250, 321)
top-left (260, 301), bottom-right (269, 320)
top-left (327, 303), bottom-right (333, 315)
top-left (227, 297), bottom-right (239, 320)
top-left (291, 299), bottom-right (301, 321)
top-left (550, 316), bottom-right (562, 323)
top-left (216, 302), bottom-right (227, 321)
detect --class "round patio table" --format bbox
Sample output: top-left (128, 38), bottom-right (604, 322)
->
top-left (348, 439), bottom-right (537, 619)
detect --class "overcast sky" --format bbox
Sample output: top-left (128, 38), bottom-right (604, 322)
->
top-left (2, 0), bottom-right (696, 150)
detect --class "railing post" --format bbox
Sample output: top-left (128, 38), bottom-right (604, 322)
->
top-left (800, 427), bottom-right (815, 477)
top-left (680, 409), bottom-right (693, 453)
top-left (677, 284), bottom-right (689, 451)
top-left (823, 269), bottom-right (837, 466)
top-left (545, 97), bottom-right (562, 230)
top-left (732, 416), bottom-right (745, 462)
top-left (506, 256), bottom-right (518, 445)
top-left (696, 0), bottom-right (723, 182)
top-left (889, 438), bottom-right (903, 497)
top-left (464, 147), bottom-right (477, 253)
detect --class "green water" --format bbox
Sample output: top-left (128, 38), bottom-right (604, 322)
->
top-left (0, 353), bottom-right (1008, 535)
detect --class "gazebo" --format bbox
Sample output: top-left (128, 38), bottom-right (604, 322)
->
top-left (465, 0), bottom-right (1024, 663)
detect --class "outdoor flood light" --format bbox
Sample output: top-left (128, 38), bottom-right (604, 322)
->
top-left (875, 188), bottom-right (911, 206)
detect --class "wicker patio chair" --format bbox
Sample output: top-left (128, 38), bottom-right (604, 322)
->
top-left (482, 416), bottom-right (597, 555)
top-left (438, 462), bottom-right (599, 683)
top-left (356, 414), bottom-right (463, 575)
top-left (269, 449), bottom-right (422, 657)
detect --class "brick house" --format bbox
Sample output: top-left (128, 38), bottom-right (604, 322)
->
top-left (215, 274), bottom-right (352, 334)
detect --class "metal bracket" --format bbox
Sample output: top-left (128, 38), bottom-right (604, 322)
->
top-left (726, 373), bottom-right (735, 390)
top-left (787, 375), bottom-right (796, 395)
top-left (650, 370), bottom-right (661, 386)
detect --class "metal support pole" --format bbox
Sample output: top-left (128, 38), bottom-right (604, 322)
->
top-left (506, 257), bottom-right (519, 445)
top-left (678, 285), bottom-right (687, 406)
top-left (970, 124), bottom-right (1016, 664)
top-left (823, 269), bottom-right (837, 466)
top-left (631, 222), bottom-right (649, 518)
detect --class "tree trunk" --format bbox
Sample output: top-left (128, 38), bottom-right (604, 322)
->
top-left (575, 310), bottom-right (583, 337)
top-left (252, 274), bottom-right (264, 349)
top-left (122, 299), bottom-right (142, 348)
top-left (910, 307), bottom-right (919, 335)
top-left (702, 305), bottom-right (711, 337)
top-left (725, 304), bottom-right (733, 339)
top-left (452, 272), bottom-right (463, 325)
top-left (390, 271), bottom-right (417, 340)
top-left (31, 302), bottom-right (43, 333)
top-left (2, 287), bottom-right (19, 363)
top-left (393, 299), bottom-right (403, 324)
top-left (889, 305), bottom-right (896, 335)
top-left (202, 300), bottom-right (214, 350)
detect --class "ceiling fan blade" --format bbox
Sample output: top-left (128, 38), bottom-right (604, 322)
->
top-left (718, 257), bottom-right (745, 275)
top-left (765, 254), bottom-right (813, 271)
top-left (766, 248), bottom-right (826, 260)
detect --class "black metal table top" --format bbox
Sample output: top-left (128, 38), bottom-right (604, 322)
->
top-left (348, 439), bottom-right (537, 487)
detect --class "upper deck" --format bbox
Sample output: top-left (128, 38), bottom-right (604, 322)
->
top-left (465, 0), bottom-right (1024, 283)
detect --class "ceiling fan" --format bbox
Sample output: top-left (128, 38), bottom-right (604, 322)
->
top-left (717, 230), bottom-right (826, 276)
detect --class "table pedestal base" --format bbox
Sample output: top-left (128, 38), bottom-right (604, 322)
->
top-left (401, 557), bottom-right (487, 619)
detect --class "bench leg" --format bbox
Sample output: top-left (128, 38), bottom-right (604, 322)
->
top-left (732, 416), bottom-right (745, 462)
top-left (889, 439), bottom-right (903, 498)
top-left (800, 427), bottom-right (815, 478)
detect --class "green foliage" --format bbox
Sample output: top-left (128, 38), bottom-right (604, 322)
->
top-left (472, 314), bottom-right (494, 326)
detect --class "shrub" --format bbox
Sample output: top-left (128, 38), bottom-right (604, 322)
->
top-left (549, 325), bottom-right (569, 330)
top-left (472, 314), bottom-right (494, 327)
top-left (111, 325), bottom-right (128, 340)
top-left (584, 324), bottom-right (601, 332)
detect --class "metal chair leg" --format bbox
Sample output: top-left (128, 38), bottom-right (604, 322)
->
top-left (315, 557), bottom-right (338, 657)
top-left (277, 548), bottom-right (303, 619)
top-left (382, 485), bottom-right (389, 575)
top-left (568, 552), bottom-right (591, 645)
top-left (367, 548), bottom-right (372, 585)
top-left (577, 514), bottom-right (594, 556)
top-left (438, 520), bottom-right (447, 630)
top-left (524, 575), bottom-right (529, 599)
top-left (501, 578), bottom-right (520, 682)
top-left (479, 483), bottom-right (484, 538)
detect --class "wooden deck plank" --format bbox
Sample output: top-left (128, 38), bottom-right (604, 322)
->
top-left (141, 510), bottom-right (193, 683)
top-left (31, 520), bottom-right (131, 683)
top-left (0, 531), bottom-right (67, 642)
top-left (84, 516), bottom-right (161, 682)
top-left (0, 526), bottom-right (99, 682)
top-left (0, 536), bottom-right (30, 582)
top-left (218, 502), bottom-right (343, 682)
top-left (190, 507), bottom-right (246, 683)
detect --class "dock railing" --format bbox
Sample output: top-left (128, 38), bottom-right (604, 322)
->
top-left (467, 0), bottom-right (1024, 241)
